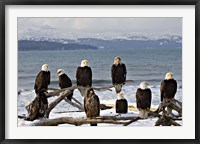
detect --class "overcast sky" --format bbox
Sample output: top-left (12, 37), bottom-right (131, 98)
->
top-left (18, 17), bottom-right (182, 39)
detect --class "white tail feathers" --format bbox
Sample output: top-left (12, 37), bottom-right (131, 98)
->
top-left (138, 109), bottom-right (148, 119)
top-left (78, 87), bottom-right (89, 97)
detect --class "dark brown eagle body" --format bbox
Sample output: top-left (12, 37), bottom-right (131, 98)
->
top-left (111, 63), bottom-right (127, 85)
top-left (136, 88), bottom-right (152, 110)
top-left (160, 79), bottom-right (177, 101)
top-left (115, 99), bottom-right (128, 114)
top-left (84, 88), bottom-right (100, 126)
top-left (58, 73), bottom-right (73, 101)
top-left (34, 71), bottom-right (50, 94)
top-left (76, 66), bottom-right (92, 87)
top-left (111, 63), bottom-right (127, 93)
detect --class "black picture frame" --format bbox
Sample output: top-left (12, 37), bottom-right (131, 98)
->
top-left (0, 0), bottom-right (199, 144)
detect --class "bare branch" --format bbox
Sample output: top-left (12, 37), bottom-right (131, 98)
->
top-left (47, 80), bottom-right (134, 97)
top-left (45, 90), bottom-right (73, 118)
top-left (72, 97), bottom-right (83, 107)
top-left (63, 97), bottom-right (84, 111)
top-left (123, 117), bottom-right (141, 126)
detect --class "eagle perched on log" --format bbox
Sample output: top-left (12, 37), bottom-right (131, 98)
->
top-left (111, 56), bottom-right (127, 93)
top-left (57, 69), bottom-right (73, 101)
top-left (84, 88), bottom-right (100, 126)
top-left (160, 72), bottom-right (177, 115)
top-left (115, 93), bottom-right (128, 114)
top-left (76, 60), bottom-right (92, 96)
top-left (136, 81), bottom-right (152, 119)
top-left (34, 64), bottom-right (50, 94)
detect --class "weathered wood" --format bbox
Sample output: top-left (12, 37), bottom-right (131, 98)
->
top-left (31, 117), bottom-right (127, 126)
top-left (63, 97), bottom-right (84, 111)
top-left (148, 110), bottom-right (161, 117)
top-left (44, 81), bottom-right (134, 118)
top-left (123, 117), bottom-right (141, 126)
top-left (72, 97), bottom-right (83, 107)
top-left (45, 89), bottom-right (73, 118)
top-left (47, 86), bottom-right (78, 97)
top-left (100, 104), bottom-right (113, 110)
top-left (154, 100), bottom-right (182, 126)
top-left (96, 116), bottom-right (137, 121)
top-left (155, 114), bottom-right (181, 126)
top-left (47, 80), bottom-right (134, 97)
top-left (155, 98), bottom-right (182, 116)
top-left (25, 93), bottom-right (48, 121)
top-left (54, 111), bottom-right (82, 114)
top-left (21, 80), bottom-right (183, 127)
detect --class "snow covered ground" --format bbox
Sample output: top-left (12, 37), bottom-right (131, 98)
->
top-left (18, 90), bottom-right (182, 127)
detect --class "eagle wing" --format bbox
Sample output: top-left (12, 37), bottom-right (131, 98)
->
top-left (76, 67), bottom-right (81, 86)
top-left (122, 63), bottom-right (127, 81)
top-left (34, 71), bottom-right (42, 93)
top-left (160, 79), bottom-right (177, 101)
top-left (47, 71), bottom-right (51, 85)
top-left (171, 80), bottom-right (177, 98)
top-left (96, 95), bottom-right (100, 116)
top-left (59, 74), bottom-right (72, 89)
top-left (87, 67), bottom-right (92, 87)
top-left (136, 88), bottom-right (151, 109)
top-left (111, 65), bottom-right (116, 85)
top-left (147, 89), bottom-right (152, 109)
top-left (111, 64), bottom-right (127, 85)
top-left (84, 96), bottom-right (87, 114)
top-left (136, 88), bottom-right (141, 109)
top-left (76, 66), bottom-right (92, 87)
top-left (160, 80), bottom-right (165, 101)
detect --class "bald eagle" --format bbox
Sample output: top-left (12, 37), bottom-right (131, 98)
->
top-left (57, 69), bottom-right (73, 101)
top-left (160, 72), bottom-right (177, 101)
top-left (111, 56), bottom-right (127, 93)
top-left (84, 88), bottom-right (100, 126)
top-left (76, 60), bottom-right (92, 96)
top-left (136, 81), bottom-right (152, 119)
top-left (34, 64), bottom-right (50, 94)
top-left (160, 72), bottom-right (177, 115)
top-left (115, 93), bottom-right (128, 114)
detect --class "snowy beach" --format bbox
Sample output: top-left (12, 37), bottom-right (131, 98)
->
top-left (18, 84), bottom-right (182, 126)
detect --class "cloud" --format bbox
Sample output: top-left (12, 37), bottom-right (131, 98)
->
top-left (18, 17), bottom-right (182, 39)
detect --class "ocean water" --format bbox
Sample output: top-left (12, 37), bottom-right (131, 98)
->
top-left (18, 47), bottom-right (182, 121)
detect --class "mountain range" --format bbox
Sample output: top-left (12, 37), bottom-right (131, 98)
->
top-left (18, 34), bottom-right (182, 51)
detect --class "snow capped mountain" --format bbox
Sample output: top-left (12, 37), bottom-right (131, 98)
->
top-left (18, 29), bottom-right (182, 43)
top-left (18, 30), bottom-right (182, 50)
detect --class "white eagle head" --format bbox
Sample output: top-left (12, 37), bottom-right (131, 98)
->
top-left (81, 60), bottom-right (89, 67)
top-left (117, 93), bottom-right (125, 100)
top-left (140, 81), bottom-right (149, 90)
top-left (165, 72), bottom-right (174, 80)
top-left (114, 56), bottom-right (121, 65)
top-left (57, 69), bottom-right (65, 77)
top-left (41, 64), bottom-right (49, 71)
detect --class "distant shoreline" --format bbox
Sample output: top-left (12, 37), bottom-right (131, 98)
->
top-left (18, 38), bottom-right (182, 51)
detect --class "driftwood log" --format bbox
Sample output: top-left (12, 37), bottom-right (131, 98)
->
top-left (155, 98), bottom-right (182, 117)
top-left (45, 80), bottom-right (134, 118)
top-left (24, 80), bottom-right (133, 121)
top-left (155, 114), bottom-right (181, 126)
top-left (30, 117), bottom-right (128, 126)
top-left (21, 80), bottom-right (182, 126)
top-left (154, 98), bottom-right (182, 126)
top-left (30, 116), bottom-right (139, 126)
